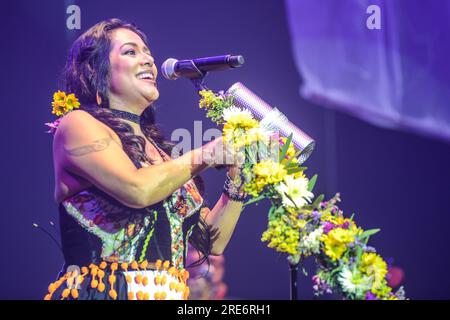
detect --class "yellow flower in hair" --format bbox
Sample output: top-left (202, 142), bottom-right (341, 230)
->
top-left (53, 90), bottom-right (66, 103)
top-left (65, 93), bottom-right (80, 109)
top-left (51, 90), bottom-right (80, 116)
top-left (51, 91), bottom-right (66, 116)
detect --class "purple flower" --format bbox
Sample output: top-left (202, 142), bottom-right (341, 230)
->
top-left (45, 118), bottom-right (61, 134)
top-left (312, 275), bottom-right (333, 295)
top-left (323, 222), bottom-right (335, 234)
top-left (365, 292), bottom-right (377, 300)
top-left (312, 210), bottom-right (321, 220)
top-left (342, 221), bottom-right (350, 229)
top-left (364, 246), bottom-right (376, 253)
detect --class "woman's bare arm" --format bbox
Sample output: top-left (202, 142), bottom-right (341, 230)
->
top-left (55, 110), bottom-right (212, 208)
top-left (201, 167), bottom-right (245, 255)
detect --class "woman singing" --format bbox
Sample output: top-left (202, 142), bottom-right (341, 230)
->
top-left (45, 18), bottom-right (246, 300)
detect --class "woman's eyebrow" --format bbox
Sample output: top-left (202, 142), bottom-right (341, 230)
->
top-left (120, 42), bottom-right (151, 53)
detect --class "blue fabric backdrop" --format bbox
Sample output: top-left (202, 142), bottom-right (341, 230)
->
top-left (286, 0), bottom-right (450, 142)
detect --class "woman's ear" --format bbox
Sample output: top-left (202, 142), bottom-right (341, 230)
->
top-left (96, 91), bottom-right (102, 106)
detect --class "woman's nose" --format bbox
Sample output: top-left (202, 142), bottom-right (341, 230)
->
top-left (142, 55), bottom-right (154, 68)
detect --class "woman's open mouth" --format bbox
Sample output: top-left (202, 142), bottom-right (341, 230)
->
top-left (136, 71), bottom-right (156, 84)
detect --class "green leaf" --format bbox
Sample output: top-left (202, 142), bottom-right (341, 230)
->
top-left (359, 229), bottom-right (380, 241)
top-left (274, 205), bottom-right (286, 215)
top-left (355, 245), bottom-right (363, 264)
top-left (245, 147), bottom-right (257, 165)
top-left (284, 162), bottom-right (300, 169)
top-left (311, 194), bottom-right (325, 209)
top-left (279, 133), bottom-right (293, 162)
top-left (307, 174), bottom-right (318, 192)
top-left (267, 206), bottom-right (276, 220)
top-left (286, 167), bottom-right (304, 175)
top-left (283, 192), bottom-right (298, 208)
top-left (329, 265), bottom-right (343, 277)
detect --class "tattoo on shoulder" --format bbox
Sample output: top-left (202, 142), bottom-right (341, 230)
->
top-left (66, 137), bottom-right (113, 156)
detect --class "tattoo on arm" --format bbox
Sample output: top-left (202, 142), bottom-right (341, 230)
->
top-left (65, 137), bottom-right (113, 156)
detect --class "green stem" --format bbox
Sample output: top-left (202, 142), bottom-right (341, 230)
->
top-left (243, 194), bottom-right (266, 207)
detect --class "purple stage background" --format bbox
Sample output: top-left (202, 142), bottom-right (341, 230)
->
top-left (1, 0), bottom-right (450, 299)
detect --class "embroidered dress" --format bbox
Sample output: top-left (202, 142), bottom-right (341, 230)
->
top-left (45, 111), bottom-right (208, 300)
top-left (46, 159), bottom-right (206, 300)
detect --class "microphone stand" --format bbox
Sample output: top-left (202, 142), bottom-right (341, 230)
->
top-left (189, 74), bottom-right (229, 171)
top-left (191, 76), bottom-right (209, 92)
top-left (289, 260), bottom-right (300, 300)
top-left (179, 59), bottom-right (208, 92)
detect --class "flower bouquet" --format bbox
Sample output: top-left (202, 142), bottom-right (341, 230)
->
top-left (198, 89), bottom-right (405, 300)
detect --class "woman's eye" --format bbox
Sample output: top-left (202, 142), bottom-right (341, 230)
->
top-left (125, 49), bottom-right (136, 56)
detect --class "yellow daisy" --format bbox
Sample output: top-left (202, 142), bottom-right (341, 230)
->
top-left (360, 252), bottom-right (389, 293)
top-left (244, 160), bottom-right (287, 196)
top-left (320, 228), bottom-right (355, 261)
top-left (65, 93), bottom-right (80, 110)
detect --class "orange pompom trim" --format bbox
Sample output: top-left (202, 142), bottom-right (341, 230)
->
top-left (97, 282), bottom-right (106, 293)
top-left (140, 260), bottom-right (149, 270)
top-left (71, 289), bottom-right (79, 299)
top-left (61, 288), bottom-right (71, 299)
top-left (154, 275), bottom-right (161, 286)
top-left (135, 274), bottom-right (143, 285)
top-left (121, 262), bottom-right (129, 271)
top-left (109, 289), bottom-right (118, 300)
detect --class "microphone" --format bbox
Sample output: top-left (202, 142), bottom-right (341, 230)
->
top-left (161, 54), bottom-right (245, 80)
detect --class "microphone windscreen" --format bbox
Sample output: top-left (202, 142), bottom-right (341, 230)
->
top-left (161, 58), bottom-right (179, 80)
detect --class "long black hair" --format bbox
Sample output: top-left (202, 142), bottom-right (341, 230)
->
top-left (62, 18), bottom-right (213, 266)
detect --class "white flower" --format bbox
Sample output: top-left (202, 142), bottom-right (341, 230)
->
top-left (222, 106), bottom-right (253, 122)
top-left (338, 266), bottom-right (372, 298)
top-left (299, 226), bottom-right (323, 255)
top-left (275, 175), bottom-right (314, 209)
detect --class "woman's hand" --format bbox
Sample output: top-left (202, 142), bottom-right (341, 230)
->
top-left (227, 164), bottom-right (241, 180)
top-left (201, 136), bottom-right (244, 169)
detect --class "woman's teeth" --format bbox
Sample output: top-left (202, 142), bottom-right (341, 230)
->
top-left (137, 72), bottom-right (154, 80)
